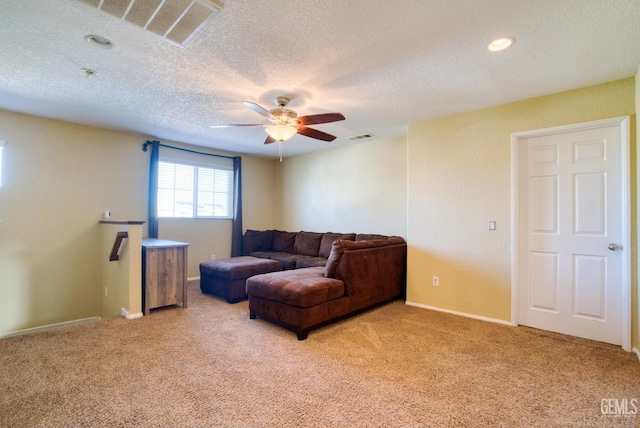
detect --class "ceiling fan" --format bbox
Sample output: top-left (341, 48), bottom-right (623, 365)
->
top-left (211, 96), bottom-right (345, 146)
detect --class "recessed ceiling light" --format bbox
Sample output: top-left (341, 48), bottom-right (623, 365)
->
top-left (84, 34), bottom-right (115, 50)
top-left (488, 37), bottom-right (515, 52)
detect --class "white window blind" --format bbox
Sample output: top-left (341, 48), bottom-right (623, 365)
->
top-left (158, 152), bottom-right (233, 219)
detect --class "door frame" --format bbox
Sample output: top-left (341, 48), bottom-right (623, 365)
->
top-left (510, 116), bottom-right (631, 351)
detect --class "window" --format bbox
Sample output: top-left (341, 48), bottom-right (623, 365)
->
top-left (158, 160), bottom-right (233, 218)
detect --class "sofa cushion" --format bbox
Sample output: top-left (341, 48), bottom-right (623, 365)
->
top-left (343, 236), bottom-right (406, 249)
top-left (273, 230), bottom-right (296, 253)
top-left (294, 231), bottom-right (323, 256)
top-left (249, 251), bottom-right (298, 270)
top-left (319, 232), bottom-right (356, 258)
top-left (324, 237), bottom-right (406, 278)
top-left (295, 256), bottom-right (327, 269)
top-left (355, 233), bottom-right (388, 241)
top-left (246, 267), bottom-right (344, 308)
top-left (199, 256), bottom-right (282, 280)
top-left (243, 229), bottom-right (274, 253)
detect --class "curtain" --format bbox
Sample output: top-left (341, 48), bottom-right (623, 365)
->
top-left (231, 156), bottom-right (243, 256)
top-left (147, 140), bottom-right (160, 238)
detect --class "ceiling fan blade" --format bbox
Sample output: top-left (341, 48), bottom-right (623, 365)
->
top-left (264, 135), bottom-right (276, 144)
top-left (242, 101), bottom-right (275, 119)
top-left (297, 126), bottom-right (337, 142)
top-left (297, 113), bottom-right (345, 126)
top-left (210, 123), bottom-right (264, 128)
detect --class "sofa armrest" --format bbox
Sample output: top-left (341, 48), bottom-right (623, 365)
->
top-left (334, 243), bottom-right (407, 300)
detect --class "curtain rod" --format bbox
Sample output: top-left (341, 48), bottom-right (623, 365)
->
top-left (142, 140), bottom-right (235, 160)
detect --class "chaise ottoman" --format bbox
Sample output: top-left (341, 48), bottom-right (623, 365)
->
top-left (199, 256), bottom-right (282, 303)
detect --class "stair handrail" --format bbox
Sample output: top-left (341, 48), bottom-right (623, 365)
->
top-left (109, 231), bottom-right (129, 261)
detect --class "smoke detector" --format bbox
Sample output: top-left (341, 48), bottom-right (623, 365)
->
top-left (84, 34), bottom-right (115, 50)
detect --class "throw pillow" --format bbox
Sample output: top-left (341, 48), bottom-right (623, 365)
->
top-left (324, 240), bottom-right (345, 278)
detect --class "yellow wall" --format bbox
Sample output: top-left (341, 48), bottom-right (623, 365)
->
top-left (407, 79), bottom-right (636, 337)
top-left (274, 136), bottom-right (407, 237)
top-left (99, 222), bottom-right (144, 318)
top-left (635, 65), bottom-right (640, 350)
top-left (0, 110), bottom-right (275, 334)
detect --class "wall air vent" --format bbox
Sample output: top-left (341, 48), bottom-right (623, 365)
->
top-left (349, 133), bottom-right (375, 141)
top-left (76, 0), bottom-right (223, 48)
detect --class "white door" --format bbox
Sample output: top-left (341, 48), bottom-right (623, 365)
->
top-left (516, 118), bottom-right (628, 347)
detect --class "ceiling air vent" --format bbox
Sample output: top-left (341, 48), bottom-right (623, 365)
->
top-left (349, 133), bottom-right (375, 141)
top-left (76, 0), bottom-right (223, 48)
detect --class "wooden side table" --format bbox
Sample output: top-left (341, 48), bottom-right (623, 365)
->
top-left (142, 238), bottom-right (189, 315)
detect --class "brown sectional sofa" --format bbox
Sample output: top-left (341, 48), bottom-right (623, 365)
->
top-left (245, 233), bottom-right (407, 340)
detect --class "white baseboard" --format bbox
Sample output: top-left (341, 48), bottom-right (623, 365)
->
top-left (405, 301), bottom-right (512, 326)
top-left (120, 308), bottom-right (143, 320)
top-left (407, 302), bottom-right (640, 358)
top-left (188, 276), bottom-right (200, 282)
top-left (0, 317), bottom-right (101, 339)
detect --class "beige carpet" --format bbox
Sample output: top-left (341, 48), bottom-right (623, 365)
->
top-left (1, 281), bottom-right (639, 427)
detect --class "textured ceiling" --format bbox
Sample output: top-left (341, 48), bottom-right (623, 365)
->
top-left (0, 0), bottom-right (639, 159)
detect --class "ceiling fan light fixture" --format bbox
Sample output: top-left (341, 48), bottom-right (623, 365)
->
top-left (266, 124), bottom-right (297, 142)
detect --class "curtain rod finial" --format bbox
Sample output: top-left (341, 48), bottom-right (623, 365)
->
top-left (142, 140), bottom-right (160, 152)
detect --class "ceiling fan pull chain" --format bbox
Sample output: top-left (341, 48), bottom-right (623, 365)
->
top-left (279, 141), bottom-right (283, 162)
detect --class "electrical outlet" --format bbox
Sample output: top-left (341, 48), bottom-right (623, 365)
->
top-left (211, 254), bottom-right (216, 260)
top-left (432, 276), bottom-right (439, 287)
top-left (489, 221), bottom-right (496, 231)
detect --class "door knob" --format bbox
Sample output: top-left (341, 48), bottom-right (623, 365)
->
top-left (608, 243), bottom-right (621, 251)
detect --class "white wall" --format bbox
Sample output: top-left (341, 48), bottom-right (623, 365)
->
top-left (274, 136), bottom-right (407, 237)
